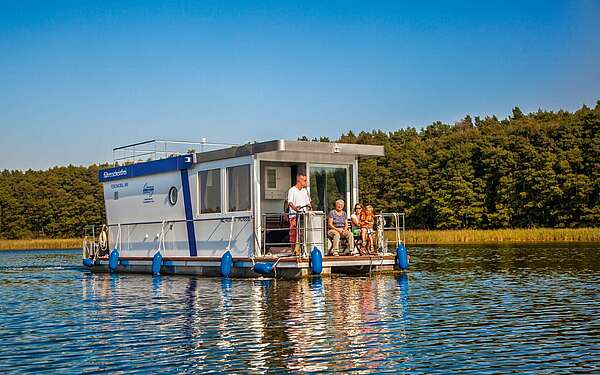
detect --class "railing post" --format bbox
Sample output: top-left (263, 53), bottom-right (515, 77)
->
top-left (322, 213), bottom-right (327, 255)
top-left (402, 214), bottom-right (406, 245)
top-left (160, 220), bottom-right (166, 257)
top-left (117, 224), bottom-right (122, 251)
top-left (260, 214), bottom-right (265, 257)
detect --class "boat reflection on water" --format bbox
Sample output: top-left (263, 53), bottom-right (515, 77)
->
top-left (5, 246), bottom-right (597, 372)
top-left (76, 243), bottom-right (600, 373)
top-left (80, 273), bottom-right (411, 372)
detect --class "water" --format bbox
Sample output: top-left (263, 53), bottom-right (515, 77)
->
top-left (0, 245), bottom-right (599, 374)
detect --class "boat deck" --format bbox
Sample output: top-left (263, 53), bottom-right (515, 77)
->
top-left (90, 254), bottom-right (398, 279)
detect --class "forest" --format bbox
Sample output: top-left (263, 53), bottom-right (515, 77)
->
top-left (0, 102), bottom-right (599, 239)
top-left (0, 165), bottom-right (106, 239)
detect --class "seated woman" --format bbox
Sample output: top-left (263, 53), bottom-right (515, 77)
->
top-left (360, 205), bottom-right (376, 255)
top-left (327, 199), bottom-right (356, 256)
top-left (351, 204), bottom-right (363, 238)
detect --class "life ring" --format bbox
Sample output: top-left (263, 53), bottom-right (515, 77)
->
top-left (99, 227), bottom-right (108, 253)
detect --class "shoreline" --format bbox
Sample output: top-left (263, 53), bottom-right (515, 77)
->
top-left (1, 228), bottom-right (598, 250)
top-left (0, 238), bottom-right (81, 251)
top-left (404, 228), bottom-right (600, 245)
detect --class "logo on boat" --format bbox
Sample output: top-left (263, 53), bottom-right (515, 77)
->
top-left (103, 168), bottom-right (128, 179)
top-left (143, 183), bottom-right (155, 203)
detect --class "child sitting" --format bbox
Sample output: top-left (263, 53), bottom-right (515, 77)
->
top-left (360, 205), bottom-right (376, 255)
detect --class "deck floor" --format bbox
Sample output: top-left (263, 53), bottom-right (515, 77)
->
top-left (108, 254), bottom-right (395, 262)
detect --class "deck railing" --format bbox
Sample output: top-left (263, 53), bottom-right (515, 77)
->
top-left (261, 212), bottom-right (327, 258)
top-left (376, 213), bottom-right (406, 253)
top-left (112, 139), bottom-right (237, 164)
top-left (100, 216), bottom-right (253, 256)
top-left (82, 224), bottom-right (110, 259)
top-left (261, 211), bottom-right (405, 257)
top-left (86, 211), bottom-right (405, 258)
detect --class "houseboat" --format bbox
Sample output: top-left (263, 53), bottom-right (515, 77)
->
top-left (82, 139), bottom-right (409, 278)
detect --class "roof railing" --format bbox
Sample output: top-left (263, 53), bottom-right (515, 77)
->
top-left (112, 139), bottom-right (237, 164)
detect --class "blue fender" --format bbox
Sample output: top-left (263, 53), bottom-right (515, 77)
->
top-left (152, 252), bottom-right (163, 275)
top-left (220, 251), bottom-right (233, 278)
top-left (82, 258), bottom-right (94, 268)
top-left (253, 262), bottom-right (275, 275)
top-left (395, 244), bottom-right (409, 270)
top-left (310, 247), bottom-right (323, 275)
top-left (108, 249), bottom-right (120, 271)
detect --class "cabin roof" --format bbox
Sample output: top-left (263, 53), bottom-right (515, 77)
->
top-left (99, 139), bottom-right (384, 182)
top-left (195, 139), bottom-right (384, 163)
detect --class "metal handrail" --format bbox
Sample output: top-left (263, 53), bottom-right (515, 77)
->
top-left (261, 211), bottom-right (327, 257)
top-left (375, 213), bottom-right (406, 253)
top-left (112, 139), bottom-right (238, 164)
top-left (261, 213), bottom-right (293, 254)
top-left (95, 211), bottom-right (405, 257)
top-left (104, 216), bottom-right (252, 256)
top-left (106, 215), bottom-right (252, 227)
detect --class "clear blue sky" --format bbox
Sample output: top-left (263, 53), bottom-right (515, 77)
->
top-left (1, 0), bottom-right (599, 170)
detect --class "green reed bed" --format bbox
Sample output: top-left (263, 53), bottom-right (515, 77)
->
top-left (405, 228), bottom-right (600, 245)
top-left (0, 238), bottom-right (81, 250)
top-left (1, 228), bottom-right (599, 250)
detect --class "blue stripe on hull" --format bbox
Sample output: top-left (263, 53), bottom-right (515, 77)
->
top-left (99, 154), bottom-right (193, 182)
top-left (180, 169), bottom-right (198, 257)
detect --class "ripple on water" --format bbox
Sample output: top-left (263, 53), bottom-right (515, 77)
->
top-left (0, 246), bottom-right (599, 373)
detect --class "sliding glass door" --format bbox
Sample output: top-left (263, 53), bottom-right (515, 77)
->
top-left (309, 165), bottom-right (351, 215)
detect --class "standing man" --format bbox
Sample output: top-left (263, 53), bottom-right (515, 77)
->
top-left (287, 173), bottom-right (312, 255)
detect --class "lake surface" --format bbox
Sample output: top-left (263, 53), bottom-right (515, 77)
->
top-left (0, 245), bottom-right (599, 373)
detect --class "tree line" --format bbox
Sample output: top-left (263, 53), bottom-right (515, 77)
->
top-left (0, 102), bottom-right (598, 239)
top-left (339, 102), bottom-right (600, 229)
top-left (0, 165), bottom-right (105, 239)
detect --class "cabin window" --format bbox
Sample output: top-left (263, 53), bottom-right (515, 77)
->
top-left (310, 165), bottom-right (350, 214)
top-left (198, 169), bottom-right (221, 214)
top-left (266, 168), bottom-right (277, 189)
top-left (227, 165), bottom-right (251, 212)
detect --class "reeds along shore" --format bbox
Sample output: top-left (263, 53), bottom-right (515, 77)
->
top-left (404, 228), bottom-right (600, 245)
top-left (1, 228), bottom-right (599, 250)
top-left (0, 238), bottom-right (81, 250)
